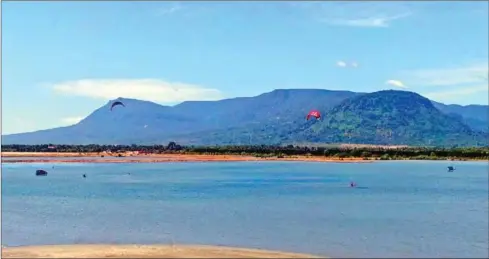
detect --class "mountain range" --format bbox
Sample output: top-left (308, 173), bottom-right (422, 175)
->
top-left (2, 89), bottom-right (488, 147)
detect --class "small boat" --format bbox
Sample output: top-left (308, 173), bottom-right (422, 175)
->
top-left (36, 169), bottom-right (48, 176)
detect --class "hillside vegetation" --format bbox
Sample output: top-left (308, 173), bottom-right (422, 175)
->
top-left (294, 90), bottom-right (483, 146)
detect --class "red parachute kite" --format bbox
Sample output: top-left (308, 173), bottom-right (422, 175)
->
top-left (306, 110), bottom-right (321, 120)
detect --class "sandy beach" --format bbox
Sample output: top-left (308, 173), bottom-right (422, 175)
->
top-left (1, 244), bottom-right (324, 258)
top-left (1, 152), bottom-right (371, 164)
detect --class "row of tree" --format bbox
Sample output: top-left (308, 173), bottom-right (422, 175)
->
top-left (2, 142), bottom-right (489, 160)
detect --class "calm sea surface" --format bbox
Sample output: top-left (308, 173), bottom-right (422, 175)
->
top-left (2, 161), bottom-right (488, 258)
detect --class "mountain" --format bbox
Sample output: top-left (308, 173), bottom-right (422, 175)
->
top-left (173, 89), bottom-right (361, 128)
top-left (170, 90), bottom-right (486, 147)
top-left (431, 102), bottom-right (488, 132)
top-left (2, 89), bottom-right (487, 146)
top-left (2, 89), bottom-right (360, 145)
top-left (2, 98), bottom-right (200, 145)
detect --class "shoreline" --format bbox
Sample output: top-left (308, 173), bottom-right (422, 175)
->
top-left (1, 152), bottom-right (486, 163)
top-left (1, 244), bottom-right (324, 258)
top-left (1, 152), bottom-right (372, 164)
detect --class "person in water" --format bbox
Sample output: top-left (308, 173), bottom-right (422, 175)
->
top-left (350, 181), bottom-right (357, 187)
top-left (83, 174), bottom-right (86, 178)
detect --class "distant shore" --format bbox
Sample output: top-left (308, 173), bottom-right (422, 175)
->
top-left (1, 244), bottom-right (324, 258)
top-left (1, 152), bottom-right (372, 163)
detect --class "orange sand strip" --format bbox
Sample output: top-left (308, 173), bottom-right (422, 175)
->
top-left (1, 244), bottom-right (325, 258)
top-left (1, 152), bottom-right (371, 164)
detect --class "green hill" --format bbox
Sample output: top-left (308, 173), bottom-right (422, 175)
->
top-left (291, 90), bottom-right (486, 147)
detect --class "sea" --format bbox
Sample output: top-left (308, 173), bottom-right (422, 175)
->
top-left (2, 159), bottom-right (488, 258)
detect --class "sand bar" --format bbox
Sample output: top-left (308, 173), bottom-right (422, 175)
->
top-left (1, 152), bottom-right (371, 163)
top-left (1, 244), bottom-right (325, 258)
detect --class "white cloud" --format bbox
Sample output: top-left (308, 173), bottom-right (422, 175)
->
top-left (52, 79), bottom-right (224, 103)
top-left (61, 116), bottom-right (84, 125)
top-left (3, 117), bottom-right (37, 135)
top-left (404, 62), bottom-right (489, 87)
top-left (329, 12), bottom-right (411, 28)
top-left (422, 85), bottom-right (488, 104)
top-left (386, 79), bottom-right (407, 88)
top-left (156, 3), bottom-right (183, 15)
top-left (403, 62), bottom-right (488, 104)
top-left (294, 2), bottom-right (412, 28)
top-left (336, 61), bottom-right (359, 68)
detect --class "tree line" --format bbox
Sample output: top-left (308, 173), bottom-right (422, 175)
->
top-left (2, 142), bottom-right (489, 160)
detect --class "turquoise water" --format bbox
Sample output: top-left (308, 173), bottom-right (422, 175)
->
top-left (2, 161), bottom-right (488, 258)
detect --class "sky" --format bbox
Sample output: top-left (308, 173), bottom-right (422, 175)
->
top-left (2, 1), bottom-right (488, 134)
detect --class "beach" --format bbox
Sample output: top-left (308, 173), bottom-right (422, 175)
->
top-left (1, 244), bottom-right (323, 258)
top-left (1, 152), bottom-right (371, 163)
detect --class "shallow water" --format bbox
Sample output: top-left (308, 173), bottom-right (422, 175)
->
top-left (2, 161), bottom-right (488, 258)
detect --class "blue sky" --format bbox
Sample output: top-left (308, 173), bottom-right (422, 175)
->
top-left (2, 1), bottom-right (488, 134)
